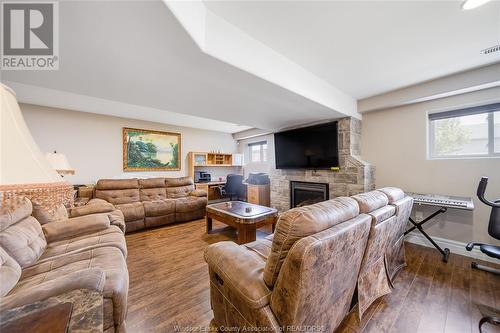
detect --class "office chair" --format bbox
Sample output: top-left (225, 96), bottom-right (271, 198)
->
top-left (466, 177), bottom-right (500, 275)
top-left (224, 174), bottom-right (246, 201)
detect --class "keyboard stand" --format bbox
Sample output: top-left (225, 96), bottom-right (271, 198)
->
top-left (404, 207), bottom-right (450, 262)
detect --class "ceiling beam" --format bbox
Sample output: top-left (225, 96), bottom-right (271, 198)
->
top-left (358, 62), bottom-right (500, 113)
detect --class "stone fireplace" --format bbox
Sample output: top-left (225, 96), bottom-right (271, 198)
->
top-left (290, 181), bottom-right (329, 208)
top-left (271, 117), bottom-right (374, 212)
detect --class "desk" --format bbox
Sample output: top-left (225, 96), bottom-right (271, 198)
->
top-left (195, 181), bottom-right (226, 201)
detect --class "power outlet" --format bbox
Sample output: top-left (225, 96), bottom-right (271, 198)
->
top-left (415, 210), bottom-right (424, 223)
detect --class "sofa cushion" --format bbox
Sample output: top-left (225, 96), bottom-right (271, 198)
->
top-left (352, 190), bottom-right (389, 214)
top-left (165, 177), bottom-right (195, 198)
top-left (69, 199), bottom-right (115, 218)
top-left (263, 197), bottom-right (359, 288)
top-left (96, 179), bottom-right (139, 190)
top-left (115, 202), bottom-right (145, 222)
top-left (0, 269), bottom-right (105, 312)
top-left (95, 179), bottom-right (140, 205)
top-left (143, 200), bottom-right (175, 217)
top-left (165, 176), bottom-right (193, 188)
top-left (0, 216), bottom-right (46, 268)
top-left (32, 203), bottom-right (68, 225)
top-left (140, 188), bottom-right (167, 201)
top-left (124, 219), bottom-right (145, 233)
top-left (378, 187), bottom-right (405, 204)
top-left (138, 178), bottom-right (165, 188)
top-left (107, 209), bottom-right (126, 233)
top-left (14, 247), bottom-right (128, 331)
top-left (367, 205), bottom-right (396, 225)
top-left (0, 197), bottom-right (33, 232)
top-left (205, 241), bottom-right (271, 309)
top-left (42, 213), bottom-right (111, 243)
top-left (0, 247), bottom-right (21, 297)
top-left (40, 225), bottom-right (127, 260)
top-left (244, 234), bottom-right (274, 260)
top-left (175, 196), bottom-right (207, 213)
top-left (96, 188), bottom-right (140, 205)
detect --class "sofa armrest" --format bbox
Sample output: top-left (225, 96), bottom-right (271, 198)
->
top-left (189, 190), bottom-right (207, 198)
top-left (43, 213), bottom-right (111, 243)
top-left (107, 209), bottom-right (126, 233)
top-left (204, 241), bottom-right (271, 309)
top-left (0, 268), bottom-right (105, 311)
top-left (69, 199), bottom-right (115, 218)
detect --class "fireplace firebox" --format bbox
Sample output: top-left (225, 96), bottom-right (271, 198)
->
top-left (290, 181), bottom-right (329, 208)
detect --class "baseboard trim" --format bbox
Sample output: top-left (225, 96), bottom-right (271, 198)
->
top-left (404, 233), bottom-right (497, 264)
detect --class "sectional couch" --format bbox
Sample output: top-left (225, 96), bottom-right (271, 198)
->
top-left (0, 198), bottom-right (129, 333)
top-left (204, 187), bottom-right (413, 332)
top-left (94, 177), bottom-right (208, 233)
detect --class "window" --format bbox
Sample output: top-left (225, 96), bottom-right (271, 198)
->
top-left (248, 141), bottom-right (268, 163)
top-left (428, 103), bottom-right (500, 159)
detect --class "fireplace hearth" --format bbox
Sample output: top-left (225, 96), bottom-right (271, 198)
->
top-left (290, 181), bottom-right (329, 208)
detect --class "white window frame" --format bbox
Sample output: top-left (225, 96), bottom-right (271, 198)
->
top-left (428, 102), bottom-right (500, 159)
top-left (248, 141), bottom-right (268, 163)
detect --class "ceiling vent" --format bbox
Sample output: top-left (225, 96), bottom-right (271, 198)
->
top-left (480, 44), bottom-right (500, 55)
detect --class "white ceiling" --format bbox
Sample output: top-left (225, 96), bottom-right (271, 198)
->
top-left (2, 1), bottom-right (499, 133)
top-left (205, 0), bottom-right (500, 99)
top-left (1, 1), bottom-right (353, 133)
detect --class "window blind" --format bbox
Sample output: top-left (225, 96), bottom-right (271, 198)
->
top-left (428, 102), bottom-right (500, 121)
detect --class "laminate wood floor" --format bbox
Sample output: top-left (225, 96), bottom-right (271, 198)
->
top-left (125, 219), bottom-right (500, 333)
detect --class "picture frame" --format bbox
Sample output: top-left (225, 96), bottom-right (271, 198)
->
top-left (123, 127), bottom-right (181, 172)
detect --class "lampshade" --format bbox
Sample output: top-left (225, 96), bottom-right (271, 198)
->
top-left (0, 83), bottom-right (74, 213)
top-left (45, 151), bottom-right (75, 176)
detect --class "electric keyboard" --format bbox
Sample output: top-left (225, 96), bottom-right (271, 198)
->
top-left (406, 192), bottom-right (474, 210)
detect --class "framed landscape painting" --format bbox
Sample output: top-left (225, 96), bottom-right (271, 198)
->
top-left (123, 128), bottom-right (181, 171)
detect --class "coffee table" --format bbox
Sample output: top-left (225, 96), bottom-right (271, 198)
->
top-left (206, 201), bottom-right (278, 244)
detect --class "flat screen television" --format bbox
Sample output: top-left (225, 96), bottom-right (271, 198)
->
top-left (274, 121), bottom-right (339, 169)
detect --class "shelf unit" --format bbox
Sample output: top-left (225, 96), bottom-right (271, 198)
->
top-left (188, 152), bottom-right (242, 179)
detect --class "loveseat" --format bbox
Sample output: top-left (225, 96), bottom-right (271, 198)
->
top-left (0, 198), bottom-right (129, 333)
top-left (95, 177), bottom-right (207, 233)
top-left (204, 187), bottom-right (413, 332)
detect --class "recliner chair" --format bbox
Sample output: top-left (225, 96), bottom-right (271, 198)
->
top-left (466, 176), bottom-right (500, 275)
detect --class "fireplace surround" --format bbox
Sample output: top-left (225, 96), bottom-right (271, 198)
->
top-left (290, 181), bottom-right (329, 208)
top-left (271, 117), bottom-right (375, 212)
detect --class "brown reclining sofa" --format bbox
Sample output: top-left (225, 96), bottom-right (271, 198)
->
top-left (0, 197), bottom-right (129, 333)
top-left (95, 177), bottom-right (208, 233)
top-left (204, 187), bottom-right (413, 332)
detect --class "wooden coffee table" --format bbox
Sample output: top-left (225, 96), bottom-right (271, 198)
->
top-left (206, 201), bottom-right (278, 244)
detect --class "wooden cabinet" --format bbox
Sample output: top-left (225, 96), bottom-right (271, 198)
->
top-left (192, 153), bottom-right (207, 166)
top-left (195, 182), bottom-right (224, 201)
top-left (194, 183), bottom-right (209, 193)
top-left (247, 184), bottom-right (270, 207)
top-left (188, 152), bottom-right (243, 179)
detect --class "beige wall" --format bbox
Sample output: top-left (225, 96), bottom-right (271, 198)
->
top-left (361, 86), bottom-right (500, 244)
top-left (20, 104), bottom-right (238, 184)
top-left (237, 134), bottom-right (274, 178)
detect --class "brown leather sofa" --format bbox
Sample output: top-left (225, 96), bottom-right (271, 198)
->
top-left (378, 187), bottom-right (414, 281)
top-left (0, 198), bottom-right (129, 333)
top-left (204, 187), bottom-right (413, 332)
top-left (351, 190), bottom-right (398, 317)
top-left (95, 177), bottom-right (208, 233)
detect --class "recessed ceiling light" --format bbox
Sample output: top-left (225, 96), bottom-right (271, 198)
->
top-left (462, 0), bottom-right (492, 10)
